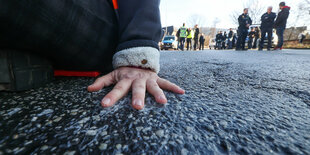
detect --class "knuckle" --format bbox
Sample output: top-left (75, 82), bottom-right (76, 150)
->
top-left (114, 85), bottom-right (125, 91)
top-left (134, 84), bottom-right (145, 90)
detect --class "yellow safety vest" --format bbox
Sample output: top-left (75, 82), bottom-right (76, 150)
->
top-left (180, 27), bottom-right (187, 38)
top-left (187, 30), bottom-right (193, 39)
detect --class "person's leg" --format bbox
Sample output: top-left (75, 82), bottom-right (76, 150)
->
top-left (202, 43), bottom-right (204, 50)
top-left (180, 38), bottom-right (184, 50)
top-left (0, 0), bottom-right (118, 72)
top-left (236, 30), bottom-right (242, 50)
top-left (276, 28), bottom-right (284, 49)
top-left (241, 30), bottom-right (248, 50)
top-left (186, 38), bottom-right (189, 50)
top-left (253, 37), bottom-right (258, 49)
top-left (259, 30), bottom-right (267, 50)
top-left (267, 29), bottom-right (273, 50)
top-left (248, 38), bottom-right (253, 49)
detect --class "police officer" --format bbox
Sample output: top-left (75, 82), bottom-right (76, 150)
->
top-left (199, 33), bottom-right (205, 50)
top-left (259, 6), bottom-right (276, 51)
top-left (193, 24), bottom-right (200, 50)
top-left (178, 23), bottom-right (187, 51)
top-left (236, 8), bottom-right (252, 51)
top-left (186, 28), bottom-right (194, 50)
top-left (215, 31), bottom-right (223, 50)
top-left (228, 28), bottom-right (234, 49)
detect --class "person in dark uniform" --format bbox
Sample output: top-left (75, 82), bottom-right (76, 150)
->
top-left (259, 6), bottom-right (277, 51)
top-left (236, 8), bottom-right (252, 51)
top-left (199, 33), bottom-right (205, 50)
top-left (232, 33), bottom-right (237, 48)
top-left (215, 31), bottom-right (223, 50)
top-left (228, 28), bottom-right (234, 49)
top-left (222, 32), bottom-right (227, 49)
top-left (248, 28), bottom-right (255, 49)
top-left (252, 27), bottom-right (260, 49)
top-left (193, 24), bottom-right (200, 50)
top-left (274, 2), bottom-right (290, 50)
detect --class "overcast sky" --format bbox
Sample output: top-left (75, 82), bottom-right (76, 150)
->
top-left (160, 0), bottom-right (306, 28)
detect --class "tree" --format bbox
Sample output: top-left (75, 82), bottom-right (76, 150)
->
top-left (230, 0), bottom-right (266, 26)
top-left (297, 0), bottom-right (310, 26)
top-left (186, 14), bottom-right (207, 28)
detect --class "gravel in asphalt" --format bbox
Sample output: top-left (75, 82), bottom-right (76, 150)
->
top-left (0, 49), bottom-right (310, 154)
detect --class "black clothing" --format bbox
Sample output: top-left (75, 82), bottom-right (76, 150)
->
top-left (193, 28), bottom-right (199, 50)
top-left (199, 35), bottom-right (205, 50)
top-left (259, 29), bottom-right (273, 50)
top-left (236, 29), bottom-right (248, 50)
top-left (228, 31), bottom-right (234, 38)
top-left (223, 33), bottom-right (227, 41)
top-left (261, 12), bottom-right (277, 29)
top-left (274, 6), bottom-right (290, 29)
top-left (248, 31), bottom-right (255, 38)
top-left (194, 28), bottom-right (199, 39)
top-left (186, 38), bottom-right (192, 50)
top-left (236, 13), bottom-right (252, 50)
top-left (238, 13), bottom-right (252, 30)
top-left (253, 29), bottom-right (260, 48)
top-left (216, 33), bottom-right (223, 42)
top-left (0, 0), bottom-right (162, 72)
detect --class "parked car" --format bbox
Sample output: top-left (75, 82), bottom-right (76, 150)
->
top-left (160, 35), bottom-right (178, 50)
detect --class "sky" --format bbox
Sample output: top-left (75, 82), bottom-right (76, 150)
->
top-left (160, 0), bottom-right (307, 29)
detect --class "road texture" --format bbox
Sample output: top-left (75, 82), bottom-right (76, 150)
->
top-left (1, 49), bottom-right (310, 154)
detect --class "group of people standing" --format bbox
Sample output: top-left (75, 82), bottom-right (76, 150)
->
top-left (215, 28), bottom-right (237, 50)
top-left (177, 24), bottom-right (205, 51)
top-left (236, 2), bottom-right (290, 51)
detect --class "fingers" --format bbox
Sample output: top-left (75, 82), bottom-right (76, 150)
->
top-left (101, 79), bottom-right (132, 108)
top-left (157, 78), bottom-right (185, 94)
top-left (146, 80), bottom-right (167, 104)
top-left (87, 73), bottom-right (114, 92)
top-left (131, 79), bottom-right (147, 110)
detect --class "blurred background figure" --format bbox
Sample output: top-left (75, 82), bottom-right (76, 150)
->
top-left (248, 28), bottom-right (255, 49)
top-left (274, 2), bottom-right (290, 50)
top-left (186, 28), bottom-right (194, 50)
top-left (228, 28), bottom-right (234, 49)
top-left (259, 6), bottom-right (276, 51)
top-left (199, 33), bottom-right (205, 50)
top-left (193, 24), bottom-right (200, 50)
top-left (236, 8), bottom-right (252, 51)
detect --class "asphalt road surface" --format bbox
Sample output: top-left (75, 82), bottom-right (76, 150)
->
top-left (1, 49), bottom-right (310, 154)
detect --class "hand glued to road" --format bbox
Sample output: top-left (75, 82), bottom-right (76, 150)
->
top-left (87, 67), bottom-right (185, 110)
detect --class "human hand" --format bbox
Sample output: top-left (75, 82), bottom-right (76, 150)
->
top-left (87, 67), bottom-right (185, 110)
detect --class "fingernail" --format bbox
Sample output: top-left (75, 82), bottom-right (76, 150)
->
top-left (133, 100), bottom-right (143, 107)
top-left (159, 96), bottom-right (166, 101)
top-left (102, 98), bottom-right (111, 106)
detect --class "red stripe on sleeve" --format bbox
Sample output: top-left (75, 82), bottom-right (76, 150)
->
top-left (112, 0), bottom-right (118, 9)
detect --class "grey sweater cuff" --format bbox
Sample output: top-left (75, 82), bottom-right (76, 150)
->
top-left (112, 47), bottom-right (160, 73)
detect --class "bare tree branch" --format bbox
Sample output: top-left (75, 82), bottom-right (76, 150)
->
top-left (186, 14), bottom-right (207, 28)
top-left (230, 0), bottom-right (266, 26)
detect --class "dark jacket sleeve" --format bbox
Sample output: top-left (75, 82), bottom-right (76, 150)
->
top-left (116, 0), bottom-right (162, 51)
top-left (274, 10), bottom-right (289, 28)
top-left (238, 15), bottom-right (244, 27)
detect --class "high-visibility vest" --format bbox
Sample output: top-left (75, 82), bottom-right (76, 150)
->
top-left (187, 30), bottom-right (193, 38)
top-left (180, 27), bottom-right (187, 38)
